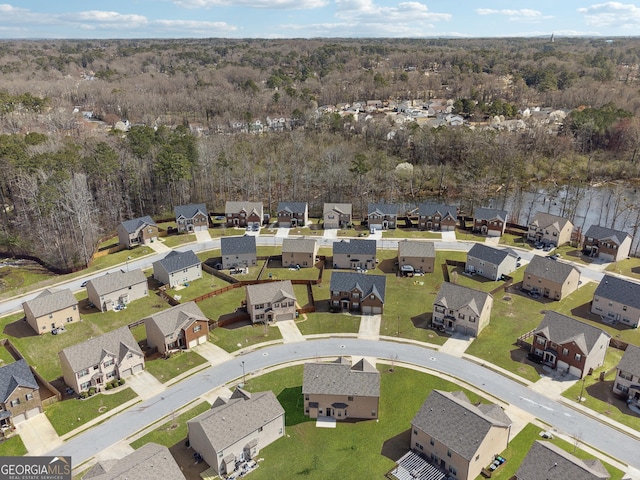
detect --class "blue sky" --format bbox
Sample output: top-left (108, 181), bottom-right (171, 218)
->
top-left (1, 1), bottom-right (640, 38)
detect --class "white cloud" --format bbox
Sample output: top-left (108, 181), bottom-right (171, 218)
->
top-left (475, 8), bottom-right (552, 21)
top-left (173, 0), bottom-right (328, 9)
top-left (335, 0), bottom-right (451, 23)
top-left (578, 2), bottom-right (640, 28)
top-left (154, 19), bottom-right (238, 32)
top-left (63, 11), bottom-right (149, 24)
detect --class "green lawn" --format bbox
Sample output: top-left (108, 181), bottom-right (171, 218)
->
top-left (161, 233), bottom-right (197, 248)
top-left (606, 257), bottom-right (640, 280)
top-left (0, 261), bottom-right (56, 298)
top-left (196, 284), bottom-right (246, 321)
top-left (498, 233), bottom-right (532, 250)
top-left (144, 351), bottom-right (208, 383)
top-left (208, 227), bottom-right (249, 237)
top-left (209, 322), bottom-right (283, 353)
top-left (45, 388), bottom-right (138, 436)
top-left (382, 229), bottom-right (441, 239)
top-left (129, 401), bottom-right (211, 449)
top-left (456, 230), bottom-right (492, 242)
top-left (0, 434), bottom-right (27, 456)
top-left (554, 245), bottom-right (596, 266)
top-left (164, 271), bottom-right (217, 303)
top-left (297, 312), bottom-right (361, 335)
top-left (293, 284), bottom-right (311, 307)
top-left (263, 264), bottom-right (322, 281)
top-left (287, 227), bottom-right (323, 236)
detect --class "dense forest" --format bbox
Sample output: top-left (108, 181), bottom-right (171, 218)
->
top-left (1, 37), bottom-right (640, 268)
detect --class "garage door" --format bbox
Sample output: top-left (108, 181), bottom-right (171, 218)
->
top-left (120, 369), bottom-right (132, 377)
top-left (198, 335), bottom-right (207, 345)
top-left (372, 307), bottom-right (382, 315)
top-left (133, 364), bottom-right (144, 374)
top-left (362, 306), bottom-right (372, 314)
top-left (12, 413), bottom-right (26, 424)
top-left (26, 407), bottom-right (41, 419)
top-left (569, 366), bottom-right (583, 378)
top-left (556, 360), bottom-right (569, 373)
top-left (189, 339), bottom-right (198, 349)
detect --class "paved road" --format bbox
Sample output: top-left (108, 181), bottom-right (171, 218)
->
top-left (47, 338), bottom-right (640, 470)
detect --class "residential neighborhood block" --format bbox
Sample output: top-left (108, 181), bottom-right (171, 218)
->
top-left (86, 269), bottom-right (148, 312)
top-left (522, 256), bottom-right (580, 301)
top-left (245, 280), bottom-right (297, 324)
top-left (22, 288), bottom-right (80, 335)
top-left (432, 282), bottom-right (493, 336)
top-left (144, 301), bottom-right (209, 355)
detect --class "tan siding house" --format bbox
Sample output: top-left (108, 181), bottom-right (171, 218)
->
top-left (432, 282), bottom-right (493, 336)
top-left (220, 236), bottom-right (257, 270)
top-left (117, 216), bottom-right (158, 248)
top-left (152, 250), bottom-right (202, 288)
top-left (0, 359), bottom-right (42, 427)
top-left (323, 203), bottom-right (352, 229)
top-left (612, 344), bottom-right (640, 407)
top-left (86, 269), bottom-right (148, 312)
top-left (527, 212), bottom-right (573, 247)
top-left (245, 281), bottom-right (297, 324)
top-left (466, 243), bottom-right (518, 281)
top-left (144, 301), bottom-right (209, 354)
top-left (281, 238), bottom-right (318, 268)
top-left (22, 288), bottom-right (80, 335)
top-left (332, 239), bottom-right (376, 270)
top-left (397, 240), bottom-right (435, 273)
top-left (591, 274), bottom-right (640, 328)
top-left (522, 256), bottom-right (580, 300)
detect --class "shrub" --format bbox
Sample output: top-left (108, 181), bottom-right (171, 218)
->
top-left (79, 391), bottom-right (88, 399)
top-left (118, 378), bottom-right (125, 386)
top-left (88, 387), bottom-right (97, 396)
top-left (105, 383), bottom-right (112, 390)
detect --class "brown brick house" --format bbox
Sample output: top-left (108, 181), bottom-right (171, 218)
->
top-left (144, 301), bottom-right (209, 355)
top-left (0, 359), bottom-right (42, 427)
top-left (330, 271), bottom-right (386, 314)
top-left (418, 203), bottom-right (458, 231)
top-left (175, 203), bottom-right (209, 233)
top-left (472, 207), bottom-right (508, 237)
top-left (225, 201), bottom-right (263, 228)
top-left (583, 225), bottom-right (632, 262)
top-left (277, 202), bottom-right (308, 228)
top-left (117, 215), bottom-right (158, 248)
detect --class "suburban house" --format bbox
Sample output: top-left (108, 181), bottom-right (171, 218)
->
top-left (330, 271), bottom-right (386, 314)
top-left (332, 239), bottom-right (377, 270)
top-left (397, 239), bottom-right (436, 274)
top-left (591, 274), bottom-right (640, 328)
top-left (175, 203), bottom-right (209, 233)
top-left (59, 326), bottom-right (145, 394)
top-left (302, 357), bottom-right (380, 420)
top-left (612, 344), bottom-right (640, 407)
top-left (323, 203), bottom-right (352, 229)
top-left (522, 256), bottom-right (580, 301)
top-left (187, 388), bottom-right (285, 477)
top-left (514, 440), bottom-right (610, 480)
top-left (276, 201), bottom-right (308, 228)
top-left (466, 243), bottom-right (518, 281)
top-left (220, 235), bottom-right (257, 270)
top-left (86, 269), bottom-right (148, 313)
top-left (281, 238), bottom-right (318, 268)
top-left (472, 207), bottom-right (508, 236)
top-left (152, 250), bottom-right (202, 288)
top-left (144, 301), bottom-right (209, 355)
top-left (583, 225), bottom-right (633, 262)
top-left (432, 282), bottom-right (493, 336)
top-left (245, 280), bottom-right (297, 324)
top-left (367, 203), bottom-right (398, 230)
top-left (418, 203), bottom-right (458, 231)
top-left (82, 442), bottom-right (187, 480)
top-left (0, 359), bottom-right (42, 428)
top-left (225, 201), bottom-right (263, 228)
top-left (22, 288), bottom-right (80, 335)
top-left (411, 390), bottom-right (512, 480)
top-left (527, 212), bottom-right (574, 247)
top-left (117, 215), bottom-right (158, 249)
top-left (530, 311), bottom-right (610, 379)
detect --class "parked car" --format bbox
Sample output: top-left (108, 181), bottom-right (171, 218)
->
top-left (80, 280), bottom-right (89, 288)
top-left (543, 244), bottom-right (553, 252)
top-left (527, 352), bottom-right (544, 364)
top-left (252, 224), bottom-right (260, 231)
top-left (534, 242), bottom-right (544, 249)
top-left (527, 290), bottom-right (540, 299)
top-left (549, 253), bottom-right (560, 260)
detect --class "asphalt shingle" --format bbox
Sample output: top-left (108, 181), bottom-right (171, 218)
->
top-left (22, 288), bottom-right (77, 318)
top-left (368, 203), bottom-right (399, 216)
top-left (433, 282), bottom-right (492, 317)
top-left (332, 239), bottom-right (377, 256)
top-left (585, 225), bottom-right (631, 245)
top-left (594, 274), bottom-right (640, 311)
top-left (88, 269), bottom-right (147, 297)
top-left (0, 359), bottom-right (38, 404)
top-left (330, 271), bottom-right (386, 303)
top-left (534, 311), bottom-right (610, 356)
top-left (529, 212), bottom-right (572, 231)
top-left (302, 358), bottom-right (380, 397)
top-left (524, 256), bottom-right (579, 284)
top-left (418, 203), bottom-right (457, 219)
top-left (277, 201), bottom-right (307, 214)
top-left (143, 301), bottom-right (207, 337)
top-left (617, 344), bottom-right (640, 378)
top-left (220, 235), bottom-right (257, 256)
top-left (473, 207), bottom-right (508, 222)
top-left (174, 203), bottom-right (207, 220)
top-left (246, 281), bottom-right (296, 306)
top-left (153, 250), bottom-right (200, 274)
top-left (282, 238), bottom-right (317, 254)
top-left (397, 240), bottom-right (435, 258)
top-left (120, 216), bottom-right (156, 234)
top-left (467, 243), bottom-right (517, 265)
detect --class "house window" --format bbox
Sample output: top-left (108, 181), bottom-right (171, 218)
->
top-left (258, 427), bottom-right (263, 433)
top-left (10, 399), bottom-right (20, 407)
top-left (80, 381), bottom-right (91, 390)
top-left (127, 353), bottom-right (133, 359)
top-left (78, 369), bottom-right (89, 378)
top-left (348, 396), bottom-right (354, 401)
top-left (458, 313), bottom-right (465, 320)
top-left (617, 383), bottom-right (630, 394)
top-left (430, 438), bottom-right (434, 446)
top-left (536, 337), bottom-right (545, 345)
top-left (274, 303), bottom-right (280, 308)
top-left (371, 411), bottom-right (376, 417)
top-left (104, 359), bottom-right (114, 367)
top-left (620, 371), bottom-right (633, 381)
top-left (107, 371), bottom-right (116, 379)
top-left (370, 295), bottom-right (375, 300)
top-left (469, 317), bottom-right (476, 323)
top-left (305, 395), bottom-right (309, 401)
top-left (67, 317), bottom-right (73, 323)
top-left (447, 450), bottom-right (452, 457)
top-left (575, 353), bottom-right (582, 361)
top-left (352, 292), bottom-right (360, 299)
top-left (413, 429), bottom-right (417, 435)
top-left (73, 305), bottom-right (77, 310)
top-left (476, 455), bottom-right (480, 461)
top-left (194, 325), bottom-right (202, 333)
top-left (449, 466), bottom-right (457, 475)
top-left (562, 348), bottom-right (569, 356)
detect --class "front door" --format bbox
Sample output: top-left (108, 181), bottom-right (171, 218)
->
top-left (326, 408), bottom-right (332, 417)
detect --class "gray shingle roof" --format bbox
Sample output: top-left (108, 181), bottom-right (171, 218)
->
top-left (83, 442), bottom-right (186, 480)
top-left (515, 441), bottom-right (609, 480)
top-left (302, 358), bottom-right (380, 397)
top-left (534, 311), bottom-right (610, 356)
top-left (594, 274), bottom-right (640, 311)
top-left (144, 301), bottom-right (207, 337)
top-left (0, 359), bottom-right (38, 404)
top-left (330, 272), bottom-right (386, 303)
top-left (617, 344), bottom-right (640, 377)
top-left (418, 203), bottom-right (457, 219)
top-left (220, 235), bottom-right (257, 256)
top-left (467, 243), bottom-right (517, 265)
top-left (397, 240), bottom-right (436, 258)
top-left (529, 212), bottom-right (572, 231)
top-left (368, 203), bottom-right (399, 216)
top-left (153, 250), bottom-right (200, 274)
top-left (473, 207), bottom-right (508, 222)
top-left (120, 216), bottom-right (156, 234)
top-left (174, 203), bottom-right (207, 220)
top-left (188, 389), bottom-right (284, 452)
top-left (585, 225), bottom-right (631, 245)
top-left (323, 203), bottom-right (352, 215)
top-left (332, 239), bottom-right (377, 256)
top-left (23, 288), bottom-right (77, 318)
top-left (88, 269), bottom-right (147, 297)
top-left (59, 326), bottom-right (143, 373)
top-left (225, 201), bottom-right (262, 215)
top-left (282, 238), bottom-right (317, 254)
top-left (277, 202), bottom-right (307, 214)
top-left (434, 282), bottom-right (492, 316)
top-left (246, 281), bottom-right (296, 306)
top-left (525, 256), bottom-right (579, 284)
top-left (411, 390), bottom-right (511, 461)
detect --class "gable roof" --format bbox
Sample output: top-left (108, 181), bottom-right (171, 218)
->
top-left (23, 288), bottom-right (77, 318)
top-left (0, 359), bottom-right (38, 403)
top-left (225, 201), bottom-right (263, 215)
top-left (302, 357), bottom-right (380, 397)
top-left (277, 201), bottom-right (307, 214)
top-left (119, 216), bottom-right (156, 234)
top-left (83, 442), bottom-right (186, 480)
top-left (144, 301), bottom-right (207, 337)
top-left (617, 344), bottom-right (640, 377)
top-left (368, 203), bottom-right (399, 216)
top-left (246, 281), bottom-right (296, 306)
top-left (418, 203), bottom-right (458, 219)
top-left (282, 238), bottom-right (317, 254)
top-left (88, 269), bottom-right (147, 297)
top-left (530, 211), bottom-right (573, 231)
top-left (323, 203), bottom-right (352, 215)
top-left (434, 282), bottom-right (492, 316)
top-left (220, 235), bottom-right (257, 256)
top-left (330, 272), bottom-right (386, 303)
top-left (594, 274), bottom-right (640, 311)
top-left (534, 311), bottom-right (610, 356)
top-left (412, 390), bottom-right (511, 461)
top-left (188, 389), bottom-right (284, 452)
top-left (585, 225), bottom-right (631, 245)
top-left (59, 326), bottom-right (143, 373)
top-left (467, 243), bottom-right (517, 265)
top-left (398, 240), bottom-right (435, 258)
top-left (524, 256), bottom-right (579, 284)
top-left (153, 250), bottom-right (200, 274)
top-left (174, 203), bottom-right (207, 220)
top-left (332, 239), bottom-right (377, 256)
top-left (515, 441), bottom-right (609, 480)
top-left (473, 207), bottom-right (508, 222)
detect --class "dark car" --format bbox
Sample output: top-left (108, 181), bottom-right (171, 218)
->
top-left (527, 352), bottom-right (544, 364)
top-left (80, 280), bottom-right (89, 288)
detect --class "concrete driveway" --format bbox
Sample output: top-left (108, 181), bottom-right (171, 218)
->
top-left (193, 342), bottom-right (234, 365)
top-left (126, 371), bottom-right (166, 400)
top-left (323, 229), bottom-right (337, 239)
top-left (148, 240), bottom-right (172, 254)
top-left (277, 320), bottom-right (305, 343)
top-left (439, 332), bottom-right (474, 357)
top-left (15, 413), bottom-right (61, 456)
top-left (441, 231), bottom-right (456, 242)
top-left (358, 314), bottom-right (381, 340)
top-left (275, 228), bottom-right (290, 238)
top-left (194, 230), bottom-right (212, 243)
